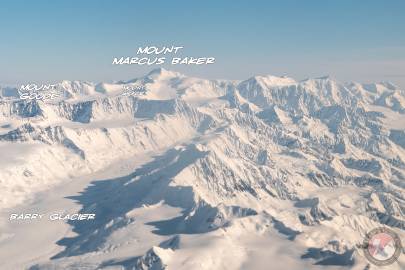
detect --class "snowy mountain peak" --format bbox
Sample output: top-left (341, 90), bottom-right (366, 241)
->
top-left (246, 74), bottom-right (296, 87)
top-left (1, 69), bottom-right (405, 269)
top-left (146, 67), bottom-right (184, 80)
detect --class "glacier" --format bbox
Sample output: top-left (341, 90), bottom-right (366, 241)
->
top-left (0, 68), bottom-right (404, 269)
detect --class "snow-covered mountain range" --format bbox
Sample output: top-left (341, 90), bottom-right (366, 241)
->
top-left (0, 68), bottom-right (404, 269)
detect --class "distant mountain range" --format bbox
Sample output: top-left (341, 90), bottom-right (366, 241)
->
top-left (0, 68), bottom-right (404, 269)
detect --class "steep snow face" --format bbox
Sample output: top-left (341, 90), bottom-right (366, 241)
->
top-left (0, 68), bottom-right (405, 269)
top-left (237, 75), bottom-right (362, 118)
top-left (347, 81), bottom-right (405, 113)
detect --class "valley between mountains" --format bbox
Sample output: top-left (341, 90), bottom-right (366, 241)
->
top-left (0, 68), bottom-right (404, 269)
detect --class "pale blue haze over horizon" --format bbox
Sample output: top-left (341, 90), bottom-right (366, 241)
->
top-left (0, 0), bottom-right (404, 87)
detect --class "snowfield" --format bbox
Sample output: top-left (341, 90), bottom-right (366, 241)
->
top-left (0, 68), bottom-right (404, 269)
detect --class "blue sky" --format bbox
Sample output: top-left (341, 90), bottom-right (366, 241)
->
top-left (0, 0), bottom-right (404, 86)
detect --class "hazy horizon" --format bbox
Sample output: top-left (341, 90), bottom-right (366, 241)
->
top-left (1, 0), bottom-right (404, 87)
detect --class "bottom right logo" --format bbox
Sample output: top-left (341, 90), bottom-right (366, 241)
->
top-left (362, 227), bottom-right (402, 266)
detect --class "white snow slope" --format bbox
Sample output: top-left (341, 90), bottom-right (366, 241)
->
top-left (0, 68), bottom-right (404, 269)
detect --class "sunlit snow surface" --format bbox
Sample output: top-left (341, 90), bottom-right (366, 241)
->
top-left (0, 69), bottom-right (404, 269)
